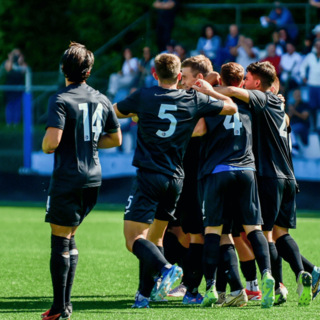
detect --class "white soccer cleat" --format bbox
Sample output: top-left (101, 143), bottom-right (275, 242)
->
top-left (167, 284), bottom-right (187, 297)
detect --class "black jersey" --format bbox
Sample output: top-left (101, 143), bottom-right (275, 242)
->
top-left (46, 83), bottom-right (120, 188)
top-left (248, 90), bottom-right (295, 180)
top-left (198, 98), bottom-right (255, 180)
top-left (117, 86), bottom-right (224, 178)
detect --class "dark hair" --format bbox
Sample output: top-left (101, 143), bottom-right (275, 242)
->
top-left (221, 62), bottom-right (244, 86)
top-left (246, 61), bottom-right (277, 90)
top-left (61, 42), bottom-right (94, 83)
top-left (154, 53), bottom-right (181, 84)
top-left (181, 55), bottom-right (213, 77)
top-left (201, 24), bottom-right (215, 38)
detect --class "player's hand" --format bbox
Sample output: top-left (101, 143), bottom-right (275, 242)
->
top-left (205, 72), bottom-right (221, 86)
top-left (278, 94), bottom-right (285, 103)
top-left (192, 79), bottom-right (215, 95)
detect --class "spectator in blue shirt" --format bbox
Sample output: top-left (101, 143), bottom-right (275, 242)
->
top-left (263, 2), bottom-right (298, 40)
top-left (196, 25), bottom-right (221, 65)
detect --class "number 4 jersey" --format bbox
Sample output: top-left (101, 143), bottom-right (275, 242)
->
top-left (46, 83), bottom-right (120, 188)
top-left (248, 90), bottom-right (295, 180)
top-left (117, 86), bottom-right (224, 178)
top-left (198, 98), bottom-right (255, 181)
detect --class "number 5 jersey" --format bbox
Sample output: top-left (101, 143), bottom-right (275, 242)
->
top-left (116, 86), bottom-right (224, 178)
top-left (46, 83), bottom-right (120, 188)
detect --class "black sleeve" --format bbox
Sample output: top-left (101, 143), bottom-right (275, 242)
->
top-left (105, 100), bottom-right (121, 133)
top-left (248, 90), bottom-right (267, 115)
top-left (46, 95), bottom-right (66, 130)
top-left (196, 92), bottom-right (224, 118)
top-left (117, 89), bottom-right (141, 115)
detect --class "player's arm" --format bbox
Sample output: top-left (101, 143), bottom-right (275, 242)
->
top-left (192, 118), bottom-right (207, 137)
top-left (42, 127), bottom-right (63, 154)
top-left (113, 103), bottom-right (136, 119)
top-left (192, 79), bottom-right (237, 115)
top-left (98, 129), bottom-right (122, 149)
top-left (214, 86), bottom-right (250, 104)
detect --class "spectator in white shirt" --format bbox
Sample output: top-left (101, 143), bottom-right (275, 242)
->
top-left (279, 42), bottom-right (302, 90)
top-left (300, 39), bottom-right (320, 130)
top-left (107, 48), bottom-right (139, 99)
top-left (230, 36), bottom-right (260, 71)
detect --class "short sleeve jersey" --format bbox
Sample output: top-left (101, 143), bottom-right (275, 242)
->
top-left (117, 86), bottom-right (224, 178)
top-left (198, 99), bottom-right (255, 180)
top-left (46, 83), bottom-right (120, 188)
top-left (248, 90), bottom-right (295, 179)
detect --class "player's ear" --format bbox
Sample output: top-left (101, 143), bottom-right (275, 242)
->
top-left (239, 80), bottom-right (244, 88)
top-left (197, 73), bottom-right (204, 80)
top-left (177, 72), bottom-right (182, 81)
top-left (153, 72), bottom-right (159, 81)
top-left (255, 79), bottom-right (261, 89)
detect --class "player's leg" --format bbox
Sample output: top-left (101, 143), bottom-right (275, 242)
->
top-left (273, 179), bottom-right (312, 306)
top-left (240, 171), bottom-right (274, 308)
top-left (218, 232), bottom-right (247, 307)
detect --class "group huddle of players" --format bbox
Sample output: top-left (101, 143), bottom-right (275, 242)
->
top-left (41, 43), bottom-right (320, 319)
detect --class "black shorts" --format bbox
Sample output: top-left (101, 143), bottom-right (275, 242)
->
top-left (169, 175), bottom-right (203, 234)
top-left (258, 177), bottom-right (296, 231)
top-left (202, 170), bottom-right (262, 229)
top-left (45, 185), bottom-right (99, 227)
top-left (221, 220), bottom-right (244, 237)
top-left (124, 169), bottom-right (183, 224)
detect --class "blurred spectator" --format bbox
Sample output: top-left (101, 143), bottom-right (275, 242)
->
top-left (137, 47), bottom-right (153, 87)
top-left (300, 39), bottom-right (320, 130)
top-left (3, 49), bottom-right (28, 126)
top-left (107, 48), bottom-right (139, 101)
top-left (216, 24), bottom-right (239, 69)
top-left (231, 36), bottom-right (259, 71)
top-left (288, 89), bottom-right (310, 145)
top-left (301, 35), bottom-right (313, 56)
top-left (309, 0), bottom-right (320, 20)
top-left (196, 25), bottom-right (221, 63)
top-left (153, 0), bottom-right (178, 52)
top-left (161, 40), bottom-right (177, 55)
top-left (312, 25), bottom-right (320, 42)
top-left (174, 44), bottom-right (188, 62)
top-left (261, 43), bottom-right (281, 76)
top-left (272, 31), bottom-right (286, 55)
top-left (263, 2), bottom-right (298, 40)
top-left (279, 42), bottom-right (302, 90)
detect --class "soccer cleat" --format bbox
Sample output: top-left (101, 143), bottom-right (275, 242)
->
top-left (311, 267), bottom-right (320, 300)
top-left (42, 304), bottom-right (73, 318)
top-left (131, 294), bottom-right (150, 309)
top-left (42, 309), bottom-right (70, 320)
top-left (154, 265), bottom-right (183, 300)
top-left (245, 289), bottom-right (262, 301)
top-left (261, 271), bottom-right (275, 308)
top-left (274, 286), bottom-right (288, 305)
top-left (168, 284), bottom-right (187, 297)
top-left (150, 277), bottom-right (162, 301)
top-left (201, 285), bottom-right (218, 307)
top-left (280, 282), bottom-right (289, 296)
top-left (221, 289), bottom-right (248, 307)
top-left (182, 292), bottom-right (203, 305)
top-left (297, 271), bottom-right (312, 306)
top-left (216, 292), bottom-right (226, 306)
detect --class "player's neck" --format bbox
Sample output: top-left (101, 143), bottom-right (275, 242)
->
top-left (159, 81), bottom-right (178, 90)
top-left (65, 79), bottom-right (86, 87)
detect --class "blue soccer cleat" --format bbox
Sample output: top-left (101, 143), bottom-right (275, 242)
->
top-left (311, 267), bottom-right (320, 300)
top-left (182, 291), bottom-right (203, 305)
top-left (131, 294), bottom-right (150, 309)
top-left (154, 265), bottom-right (183, 300)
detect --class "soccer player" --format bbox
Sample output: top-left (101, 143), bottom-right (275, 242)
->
top-left (194, 63), bottom-right (274, 308)
top-left (41, 42), bottom-right (122, 320)
top-left (113, 53), bottom-right (237, 308)
top-left (210, 61), bottom-right (313, 306)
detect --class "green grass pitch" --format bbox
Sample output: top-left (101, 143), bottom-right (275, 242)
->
top-left (1, 205), bottom-right (320, 319)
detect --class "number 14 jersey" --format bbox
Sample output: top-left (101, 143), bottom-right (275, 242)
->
top-left (248, 90), bottom-right (295, 180)
top-left (117, 86), bottom-right (224, 178)
top-left (46, 83), bottom-right (120, 188)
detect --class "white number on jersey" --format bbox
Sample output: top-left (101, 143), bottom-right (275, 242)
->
top-left (156, 104), bottom-right (178, 138)
top-left (279, 116), bottom-right (287, 139)
top-left (79, 103), bottom-right (104, 142)
top-left (223, 112), bottom-right (243, 136)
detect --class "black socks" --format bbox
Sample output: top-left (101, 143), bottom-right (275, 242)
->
top-left (203, 234), bottom-right (220, 290)
top-left (276, 234), bottom-right (303, 279)
top-left (183, 243), bottom-right (204, 296)
top-left (163, 231), bottom-right (188, 266)
top-left (49, 235), bottom-right (70, 315)
top-left (301, 255), bottom-right (314, 274)
top-left (240, 259), bottom-right (257, 282)
top-left (65, 236), bottom-right (78, 304)
top-left (268, 242), bottom-right (281, 290)
top-left (247, 230), bottom-right (271, 277)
